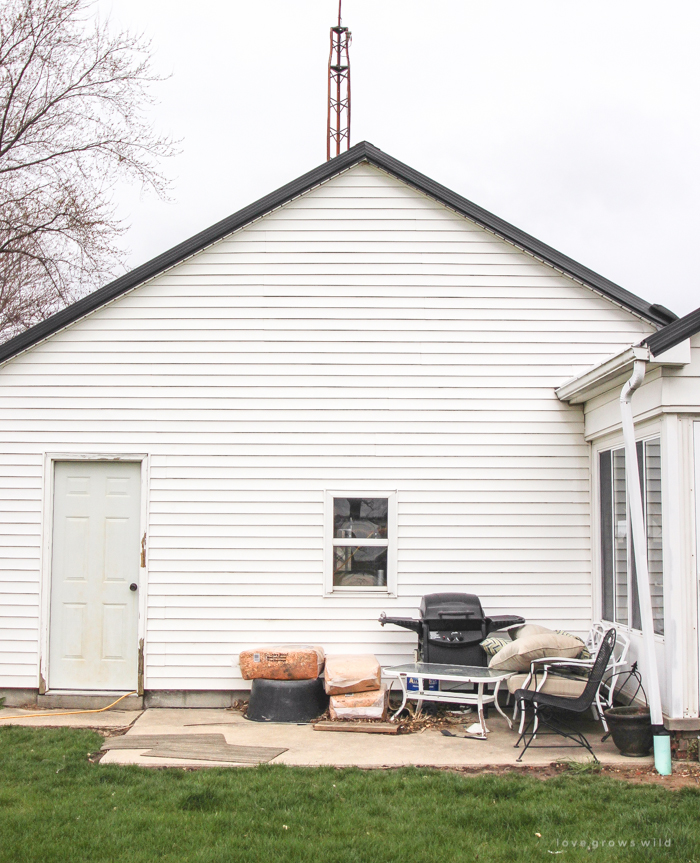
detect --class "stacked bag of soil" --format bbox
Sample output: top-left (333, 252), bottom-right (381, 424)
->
top-left (324, 654), bottom-right (388, 721)
top-left (239, 645), bottom-right (325, 681)
top-left (239, 645), bottom-right (328, 722)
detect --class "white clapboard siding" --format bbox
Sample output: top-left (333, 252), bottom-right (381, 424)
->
top-left (0, 162), bottom-right (653, 689)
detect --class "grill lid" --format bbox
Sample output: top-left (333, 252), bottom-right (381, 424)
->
top-left (419, 592), bottom-right (485, 628)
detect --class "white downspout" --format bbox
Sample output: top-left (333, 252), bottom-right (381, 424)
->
top-left (620, 356), bottom-right (670, 770)
top-left (620, 358), bottom-right (662, 722)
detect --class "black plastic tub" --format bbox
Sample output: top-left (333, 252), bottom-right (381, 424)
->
top-left (247, 677), bottom-right (329, 723)
top-left (604, 706), bottom-right (653, 757)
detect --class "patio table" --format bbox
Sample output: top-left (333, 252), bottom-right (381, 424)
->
top-left (384, 662), bottom-right (516, 739)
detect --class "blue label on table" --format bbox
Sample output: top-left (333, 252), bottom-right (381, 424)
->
top-left (407, 677), bottom-right (439, 692)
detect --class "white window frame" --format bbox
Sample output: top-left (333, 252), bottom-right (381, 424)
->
top-left (324, 490), bottom-right (397, 596)
top-left (597, 434), bottom-right (664, 637)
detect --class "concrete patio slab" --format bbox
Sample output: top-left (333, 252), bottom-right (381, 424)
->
top-left (95, 708), bottom-right (654, 769)
top-left (0, 705), bottom-right (141, 730)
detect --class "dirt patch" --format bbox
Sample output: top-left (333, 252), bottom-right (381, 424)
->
top-left (395, 705), bottom-right (474, 734)
top-left (300, 701), bottom-right (474, 734)
top-left (439, 762), bottom-right (700, 789)
top-left (598, 762), bottom-right (700, 789)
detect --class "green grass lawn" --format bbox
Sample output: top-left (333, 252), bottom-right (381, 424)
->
top-left (0, 726), bottom-right (698, 863)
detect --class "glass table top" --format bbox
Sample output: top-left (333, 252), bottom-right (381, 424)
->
top-left (385, 662), bottom-right (514, 680)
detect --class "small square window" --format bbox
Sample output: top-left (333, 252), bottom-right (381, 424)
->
top-left (325, 492), bottom-right (396, 593)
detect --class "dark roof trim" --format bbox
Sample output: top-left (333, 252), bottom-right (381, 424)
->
top-left (0, 140), bottom-right (677, 364)
top-left (644, 305), bottom-right (700, 355)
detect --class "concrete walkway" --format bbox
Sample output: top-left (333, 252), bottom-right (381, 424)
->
top-left (0, 705), bottom-right (141, 729)
top-left (0, 705), bottom-right (651, 768)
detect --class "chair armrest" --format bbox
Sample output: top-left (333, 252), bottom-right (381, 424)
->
top-left (542, 658), bottom-right (594, 668)
top-left (518, 656), bottom-right (593, 695)
top-left (528, 657), bottom-right (594, 670)
top-left (606, 660), bottom-right (629, 672)
top-left (535, 659), bottom-right (595, 680)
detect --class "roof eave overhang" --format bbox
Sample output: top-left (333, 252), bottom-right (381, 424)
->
top-left (556, 338), bottom-right (692, 405)
top-left (556, 346), bottom-right (651, 405)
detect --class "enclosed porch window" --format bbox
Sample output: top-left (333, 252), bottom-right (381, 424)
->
top-left (599, 438), bottom-right (663, 635)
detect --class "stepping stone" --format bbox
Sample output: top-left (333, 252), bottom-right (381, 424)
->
top-left (102, 734), bottom-right (226, 749)
top-left (101, 734), bottom-right (287, 764)
top-left (313, 721), bottom-right (398, 734)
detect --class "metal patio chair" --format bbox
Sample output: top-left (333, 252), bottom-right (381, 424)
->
top-left (511, 623), bottom-right (629, 734)
top-left (513, 628), bottom-right (616, 762)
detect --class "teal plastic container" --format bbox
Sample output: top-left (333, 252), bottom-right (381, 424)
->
top-left (653, 735), bottom-right (672, 776)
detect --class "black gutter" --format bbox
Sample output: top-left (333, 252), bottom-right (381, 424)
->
top-left (644, 305), bottom-right (700, 355)
top-left (0, 140), bottom-right (677, 365)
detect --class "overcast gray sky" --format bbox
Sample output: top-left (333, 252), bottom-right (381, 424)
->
top-left (98, 0), bottom-right (700, 317)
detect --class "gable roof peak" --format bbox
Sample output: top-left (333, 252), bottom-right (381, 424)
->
top-left (0, 142), bottom-right (676, 365)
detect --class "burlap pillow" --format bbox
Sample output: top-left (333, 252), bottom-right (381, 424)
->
top-left (556, 630), bottom-right (591, 660)
top-left (488, 632), bottom-right (584, 672)
top-left (511, 623), bottom-right (554, 640)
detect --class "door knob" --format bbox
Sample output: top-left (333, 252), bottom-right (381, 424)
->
top-left (129, 583), bottom-right (138, 591)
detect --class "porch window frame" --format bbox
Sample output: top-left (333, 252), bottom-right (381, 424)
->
top-left (324, 490), bottom-right (398, 596)
top-left (596, 433), bottom-right (664, 638)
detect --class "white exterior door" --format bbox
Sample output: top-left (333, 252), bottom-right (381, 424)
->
top-left (49, 461), bottom-right (141, 691)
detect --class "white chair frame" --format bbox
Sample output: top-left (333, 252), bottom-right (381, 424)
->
top-left (512, 623), bottom-right (630, 735)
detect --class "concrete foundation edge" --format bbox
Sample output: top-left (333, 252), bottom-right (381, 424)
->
top-left (1, 689), bottom-right (252, 710)
top-left (0, 688), bottom-right (38, 708)
top-left (663, 715), bottom-right (700, 731)
top-left (144, 690), bottom-right (250, 708)
top-left (36, 694), bottom-right (144, 710)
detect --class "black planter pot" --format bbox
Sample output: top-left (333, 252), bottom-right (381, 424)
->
top-left (604, 706), bottom-right (653, 757)
top-left (246, 677), bottom-right (329, 723)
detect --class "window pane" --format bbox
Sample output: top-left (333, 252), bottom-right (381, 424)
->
top-left (645, 438), bottom-right (664, 635)
top-left (612, 448), bottom-right (628, 625)
top-left (333, 546), bottom-right (388, 587)
top-left (599, 450), bottom-right (614, 621)
top-left (333, 498), bottom-right (388, 539)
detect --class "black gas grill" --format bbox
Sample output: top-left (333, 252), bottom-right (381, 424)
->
top-left (379, 592), bottom-right (524, 667)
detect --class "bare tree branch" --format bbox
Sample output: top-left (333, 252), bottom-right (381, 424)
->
top-left (0, 0), bottom-right (175, 341)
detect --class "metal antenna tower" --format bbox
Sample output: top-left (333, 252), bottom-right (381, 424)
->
top-left (327, 0), bottom-right (351, 160)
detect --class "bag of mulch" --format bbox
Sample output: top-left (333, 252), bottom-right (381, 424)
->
top-left (329, 685), bottom-right (389, 721)
top-left (238, 645), bottom-right (325, 680)
top-left (324, 654), bottom-right (381, 695)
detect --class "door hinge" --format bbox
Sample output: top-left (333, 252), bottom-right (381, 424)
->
top-left (140, 532), bottom-right (146, 568)
top-left (137, 639), bottom-right (144, 696)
